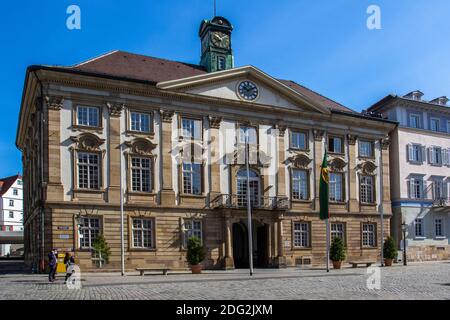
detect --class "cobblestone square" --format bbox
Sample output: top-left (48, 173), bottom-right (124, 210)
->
top-left (0, 261), bottom-right (449, 300)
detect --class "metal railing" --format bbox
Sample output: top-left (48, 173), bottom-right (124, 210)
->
top-left (432, 197), bottom-right (450, 208)
top-left (211, 194), bottom-right (290, 210)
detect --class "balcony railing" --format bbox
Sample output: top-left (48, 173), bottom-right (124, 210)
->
top-left (211, 194), bottom-right (290, 210)
top-left (432, 197), bottom-right (450, 208)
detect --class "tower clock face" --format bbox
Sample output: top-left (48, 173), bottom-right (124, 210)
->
top-left (237, 81), bottom-right (259, 101)
top-left (211, 31), bottom-right (230, 49)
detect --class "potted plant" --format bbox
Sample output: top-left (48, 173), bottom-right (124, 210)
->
top-left (186, 236), bottom-right (205, 274)
top-left (383, 236), bottom-right (398, 266)
top-left (330, 237), bottom-right (346, 269)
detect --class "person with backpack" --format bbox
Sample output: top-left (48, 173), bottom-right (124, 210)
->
top-left (48, 249), bottom-right (57, 282)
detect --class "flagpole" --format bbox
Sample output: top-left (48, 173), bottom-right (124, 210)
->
top-left (245, 131), bottom-right (254, 276)
top-left (326, 218), bottom-right (330, 273)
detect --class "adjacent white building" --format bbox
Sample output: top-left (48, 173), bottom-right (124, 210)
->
top-left (0, 175), bottom-right (24, 256)
top-left (368, 91), bottom-right (450, 261)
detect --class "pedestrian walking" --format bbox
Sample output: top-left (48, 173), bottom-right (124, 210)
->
top-left (48, 249), bottom-right (57, 282)
top-left (64, 253), bottom-right (76, 284)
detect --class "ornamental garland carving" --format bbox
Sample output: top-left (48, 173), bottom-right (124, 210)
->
top-left (125, 138), bottom-right (157, 156)
top-left (45, 96), bottom-right (65, 110)
top-left (288, 154), bottom-right (312, 169)
top-left (70, 133), bottom-right (105, 151)
top-left (356, 161), bottom-right (377, 175)
top-left (328, 157), bottom-right (347, 172)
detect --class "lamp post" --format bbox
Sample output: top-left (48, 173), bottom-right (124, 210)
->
top-left (401, 222), bottom-right (408, 266)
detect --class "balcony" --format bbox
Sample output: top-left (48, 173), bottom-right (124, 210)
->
top-left (432, 197), bottom-right (450, 208)
top-left (211, 194), bottom-right (290, 210)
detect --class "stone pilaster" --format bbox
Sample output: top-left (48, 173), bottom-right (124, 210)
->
top-left (45, 96), bottom-right (64, 201)
top-left (274, 215), bottom-right (286, 268)
top-left (223, 214), bottom-right (234, 269)
top-left (313, 130), bottom-right (325, 210)
top-left (380, 137), bottom-right (392, 214)
top-left (276, 124), bottom-right (287, 197)
top-left (209, 116), bottom-right (222, 204)
top-left (106, 102), bottom-right (124, 203)
top-left (347, 134), bottom-right (358, 212)
top-left (160, 110), bottom-right (176, 206)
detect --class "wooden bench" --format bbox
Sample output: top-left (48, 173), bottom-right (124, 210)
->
top-left (348, 261), bottom-right (375, 268)
top-left (136, 268), bottom-right (170, 276)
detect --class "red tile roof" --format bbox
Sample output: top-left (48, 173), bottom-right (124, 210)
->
top-left (0, 175), bottom-right (21, 197)
top-left (71, 50), bottom-right (354, 113)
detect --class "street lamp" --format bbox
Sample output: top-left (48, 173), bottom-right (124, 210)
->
top-left (401, 222), bottom-right (408, 266)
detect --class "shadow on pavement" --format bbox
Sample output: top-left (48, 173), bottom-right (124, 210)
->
top-left (0, 260), bottom-right (27, 275)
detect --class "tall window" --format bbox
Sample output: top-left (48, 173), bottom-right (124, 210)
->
top-left (183, 220), bottom-right (202, 247)
top-left (329, 173), bottom-right (344, 202)
top-left (430, 118), bottom-right (440, 132)
top-left (407, 144), bottom-right (424, 163)
top-left (409, 177), bottom-right (423, 199)
top-left (415, 219), bottom-right (424, 238)
top-left (239, 126), bottom-right (257, 145)
top-left (77, 152), bottom-right (100, 189)
top-left (80, 217), bottom-right (100, 249)
top-left (432, 179), bottom-right (444, 200)
top-left (328, 136), bottom-right (343, 153)
top-left (429, 147), bottom-right (442, 165)
top-left (290, 131), bottom-right (307, 150)
top-left (360, 175), bottom-right (375, 204)
top-left (362, 223), bottom-right (376, 247)
top-left (331, 223), bottom-right (345, 242)
top-left (9, 200), bottom-right (14, 207)
top-left (359, 140), bottom-right (373, 157)
top-left (237, 169), bottom-right (260, 207)
top-left (293, 222), bottom-right (310, 248)
top-left (132, 218), bottom-right (154, 249)
top-left (182, 118), bottom-right (202, 140)
top-left (409, 113), bottom-right (421, 129)
top-left (435, 218), bottom-right (444, 237)
top-left (130, 112), bottom-right (151, 133)
top-left (292, 169), bottom-right (309, 200)
top-left (131, 157), bottom-right (152, 192)
top-left (77, 106), bottom-right (99, 127)
top-left (182, 162), bottom-right (202, 195)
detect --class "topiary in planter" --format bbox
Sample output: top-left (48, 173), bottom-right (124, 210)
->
top-left (186, 236), bottom-right (206, 273)
top-left (383, 236), bottom-right (398, 266)
top-left (330, 237), bottom-right (346, 269)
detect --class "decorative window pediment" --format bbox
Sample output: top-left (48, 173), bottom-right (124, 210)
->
top-left (125, 138), bottom-right (157, 156)
top-left (70, 133), bottom-right (105, 151)
top-left (356, 161), bottom-right (378, 175)
top-left (288, 154), bottom-right (312, 169)
top-left (328, 157), bottom-right (347, 172)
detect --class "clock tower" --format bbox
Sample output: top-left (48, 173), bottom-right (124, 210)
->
top-left (199, 16), bottom-right (234, 73)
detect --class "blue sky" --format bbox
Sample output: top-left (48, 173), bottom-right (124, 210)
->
top-left (1, 0), bottom-right (449, 177)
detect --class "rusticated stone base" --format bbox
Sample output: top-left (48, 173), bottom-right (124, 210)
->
top-left (406, 245), bottom-right (450, 262)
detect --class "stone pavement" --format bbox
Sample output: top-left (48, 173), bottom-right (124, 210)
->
top-left (0, 260), bottom-right (449, 300)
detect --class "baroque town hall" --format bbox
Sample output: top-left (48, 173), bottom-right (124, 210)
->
top-left (16, 16), bottom-right (395, 271)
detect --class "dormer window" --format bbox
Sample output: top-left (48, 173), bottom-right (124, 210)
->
top-left (404, 90), bottom-right (424, 101)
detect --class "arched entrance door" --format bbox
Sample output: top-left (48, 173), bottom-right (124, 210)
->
top-left (232, 221), bottom-right (269, 269)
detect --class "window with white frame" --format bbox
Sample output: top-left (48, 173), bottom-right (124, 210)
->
top-left (409, 113), bottom-right (421, 129)
top-left (77, 106), bottom-right (100, 127)
top-left (292, 169), bottom-right (309, 200)
top-left (8, 211), bottom-right (14, 218)
top-left (293, 222), bottom-right (310, 248)
top-left (331, 223), bottom-right (345, 242)
top-left (435, 218), bottom-right (444, 237)
top-left (415, 218), bottom-right (424, 238)
top-left (290, 131), bottom-right (307, 150)
top-left (182, 162), bottom-right (202, 195)
top-left (407, 144), bottom-right (424, 163)
top-left (237, 169), bottom-right (260, 207)
top-left (329, 172), bottom-right (344, 202)
top-left (131, 157), bottom-right (152, 192)
top-left (13, 188), bottom-right (18, 196)
top-left (430, 117), bottom-right (440, 132)
top-left (183, 219), bottom-right (202, 247)
top-left (130, 111), bottom-right (151, 133)
top-left (80, 217), bottom-right (100, 249)
top-left (409, 177), bottom-right (424, 199)
top-left (132, 218), bottom-right (154, 249)
top-left (77, 152), bottom-right (100, 189)
top-left (432, 179), bottom-right (445, 200)
top-left (362, 223), bottom-right (376, 247)
top-left (429, 146), bottom-right (443, 165)
top-left (359, 140), bottom-right (374, 158)
top-left (182, 118), bottom-right (202, 140)
top-left (9, 200), bottom-right (14, 207)
top-left (328, 136), bottom-right (343, 153)
top-left (360, 175), bottom-right (375, 204)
